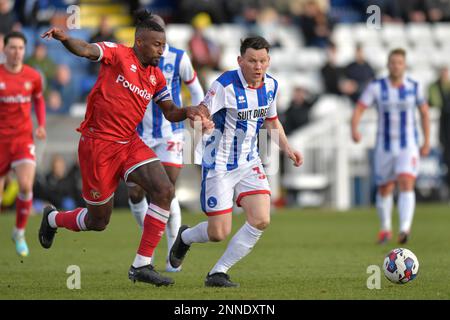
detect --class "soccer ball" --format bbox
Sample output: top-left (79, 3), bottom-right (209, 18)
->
top-left (383, 248), bottom-right (419, 284)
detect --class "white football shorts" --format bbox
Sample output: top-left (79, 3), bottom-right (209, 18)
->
top-left (201, 159), bottom-right (271, 216)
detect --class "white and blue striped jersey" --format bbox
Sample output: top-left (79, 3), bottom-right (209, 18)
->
top-left (137, 44), bottom-right (200, 139)
top-left (200, 68), bottom-right (279, 171)
top-left (358, 76), bottom-right (426, 153)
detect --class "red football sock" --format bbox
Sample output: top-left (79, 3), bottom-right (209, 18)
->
top-left (15, 195), bottom-right (32, 230)
top-left (137, 203), bottom-right (170, 257)
top-left (55, 208), bottom-right (88, 232)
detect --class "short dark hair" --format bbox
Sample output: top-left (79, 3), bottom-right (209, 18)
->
top-left (240, 36), bottom-right (270, 56)
top-left (134, 9), bottom-right (165, 33)
top-left (4, 31), bottom-right (27, 47)
top-left (388, 48), bottom-right (406, 59)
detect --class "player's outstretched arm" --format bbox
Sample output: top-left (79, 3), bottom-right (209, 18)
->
top-left (419, 103), bottom-right (431, 156)
top-left (264, 118), bottom-right (303, 167)
top-left (157, 100), bottom-right (214, 129)
top-left (41, 28), bottom-right (100, 60)
top-left (351, 103), bottom-right (366, 143)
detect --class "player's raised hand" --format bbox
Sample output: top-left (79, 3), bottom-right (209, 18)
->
top-left (41, 27), bottom-right (68, 41)
top-left (35, 126), bottom-right (47, 140)
top-left (288, 149), bottom-right (303, 167)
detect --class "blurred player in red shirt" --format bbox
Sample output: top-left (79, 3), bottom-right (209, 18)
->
top-left (0, 31), bottom-right (46, 257)
top-left (38, 10), bottom-right (212, 286)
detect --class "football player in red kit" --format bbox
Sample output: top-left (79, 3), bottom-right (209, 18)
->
top-left (0, 31), bottom-right (46, 257)
top-left (38, 10), bottom-right (213, 286)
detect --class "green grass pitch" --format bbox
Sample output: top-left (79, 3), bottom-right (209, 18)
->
top-left (0, 204), bottom-right (449, 299)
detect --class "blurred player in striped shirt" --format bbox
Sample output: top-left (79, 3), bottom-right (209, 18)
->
top-left (351, 48), bottom-right (430, 245)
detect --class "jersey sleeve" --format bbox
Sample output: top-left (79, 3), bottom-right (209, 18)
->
top-left (201, 80), bottom-right (226, 115)
top-left (357, 82), bottom-right (377, 108)
top-left (153, 67), bottom-right (171, 103)
top-left (266, 81), bottom-right (278, 120)
top-left (179, 52), bottom-right (197, 84)
top-left (92, 41), bottom-right (120, 65)
top-left (32, 71), bottom-right (43, 99)
top-left (415, 81), bottom-right (426, 107)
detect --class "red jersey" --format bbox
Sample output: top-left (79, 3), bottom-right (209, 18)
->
top-left (78, 42), bottom-right (171, 141)
top-left (0, 64), bottom-right (44, 141)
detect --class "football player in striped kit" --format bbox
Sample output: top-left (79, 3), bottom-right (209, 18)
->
top-left (169, 36), bottom-right (303, 287)
top-left (351, 48), bottom-right (430, 245)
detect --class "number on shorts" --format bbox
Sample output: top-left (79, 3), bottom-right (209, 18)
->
top-left (167, 141), bottom-right (182, 153)
top-left (252, 166), bottom-right (266, 179)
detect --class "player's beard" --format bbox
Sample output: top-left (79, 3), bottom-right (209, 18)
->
top-left (149, 57), bottom-right (160, 67)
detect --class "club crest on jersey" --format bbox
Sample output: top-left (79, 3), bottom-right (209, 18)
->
top-left (0, 82), bottom-right (5, 89)
top-left (130, 64), bottom-right (137, 72)
top-left (149, 75), bottom-right (157, 86)
top-left (164, 63), bottom-right (174, 73)
top-left (24, 81), bottom-right (32, 90)
top-left (267, 90), bottom-right (274, 103)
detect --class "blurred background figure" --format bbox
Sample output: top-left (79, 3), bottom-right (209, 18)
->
top-left (295, 0), bottom-right (332, 48)
top-left (321, 42), bottom-right (357, 97)
top-left (0, 33), bottom-right (6, 64)
top-left (426, 0), bottom-right (450, 22)
top-left (0, 0), bottom-right (17, 34)
top-left (344, 44), bottom-right (375, 103)
top-left (428, 66), bottom-right (450, 197)
top-left (88, 16), bottom-right (117, 76)
top-left (281, 86), bottom-right (318, 136)
top-left (188, 12), bottom-right (221, 89)
top-left (34, 154), bottom-right (77, 210)
top-left (25, 43), bottom-right (57, 95)
top-left (47, 64), bottom-right (76, 114)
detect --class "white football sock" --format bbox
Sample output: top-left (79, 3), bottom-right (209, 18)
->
top-left (132, 254), bottom-right (152, 268)
top-left (166, 197), bottom-right (181, 257)
top-left (181, 221), bottom-right (209, 245)
top-left (128, 197), bottom-right (148, 229)
top-left (398, 191), bottom-right (415, 233)
top-left (47, 210), bottom-right (59, 228)
top-left (12, 227), bottom-right (25, 238)
top-left (376, 193), bottom-right (393, 231)
top-left (210, 222), bottom-right (262, 275)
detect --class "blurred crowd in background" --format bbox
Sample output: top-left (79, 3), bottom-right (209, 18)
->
top-left (1, 0), bottom-right (450, 210)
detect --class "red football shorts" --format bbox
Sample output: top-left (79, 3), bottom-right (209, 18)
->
top-left (0, 135), bottom-right (36, 176)
top-left (78, 134), bottom-right (158, 205)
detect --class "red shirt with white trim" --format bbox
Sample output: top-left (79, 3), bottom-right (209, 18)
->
top-left (78, 42), bottom-right (171, 142)
top-left (0, 64), bottom-right (43, 141)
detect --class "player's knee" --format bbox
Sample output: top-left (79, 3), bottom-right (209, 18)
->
top-left (151, 182), bottom-right (175, 205)
top-left (250, 217), bottom-right (270, 231)
top-left (255, 219), bottom-right (270, 230)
